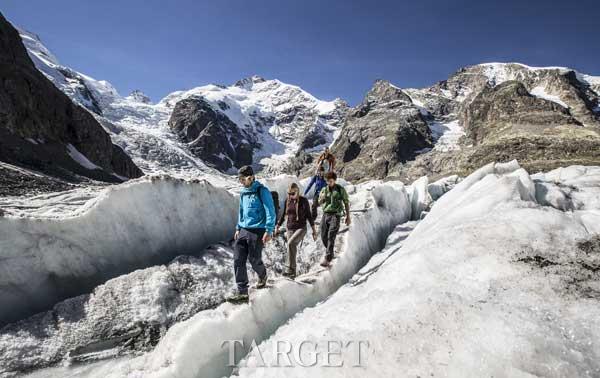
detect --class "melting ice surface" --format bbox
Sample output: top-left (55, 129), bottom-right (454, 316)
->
top-left (6, 162), bottom-right (600, 378)
top-left (236, 162), bottom-right (600, 378)
top-left (2, 173), bottom-right (430, 377)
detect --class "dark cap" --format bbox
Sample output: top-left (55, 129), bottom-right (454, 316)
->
top-left (237, 165), bottom-right (254, 177)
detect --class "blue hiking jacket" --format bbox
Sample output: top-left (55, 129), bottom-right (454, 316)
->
top-left (237, 180), bottom-right (276, 234)
top-left (304, 175), bottom-right (327, 198)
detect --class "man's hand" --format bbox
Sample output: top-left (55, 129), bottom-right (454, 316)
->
top-left (274, 226), bottom-right (280, 237)
top-left (234, 230), bottom-right (240, 240)
top-left (262, 233), bottom-right (272, 244)
top-left (345, 216), bottom-right (351, 226)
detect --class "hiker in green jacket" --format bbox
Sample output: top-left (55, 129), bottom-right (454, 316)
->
top-left (318, 171), bottom-right (350, 267)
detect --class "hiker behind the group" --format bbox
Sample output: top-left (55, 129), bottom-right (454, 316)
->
top-left (316, 146), bottom-right (336, 173)
top-left (318, 171), bottom-right (350, 267)
top-left (275, 183), bottom-right (317, 278)
top-left (228, 165), bottom-right (276, 303)
top-left (304, 167), bottom-right (327, 221)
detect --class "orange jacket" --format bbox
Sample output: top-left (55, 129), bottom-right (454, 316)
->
top-left (317, 152), bottom-right (336, 171)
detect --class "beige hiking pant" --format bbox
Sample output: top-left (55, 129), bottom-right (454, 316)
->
top-left (285, 227), bottom-right (307, 274)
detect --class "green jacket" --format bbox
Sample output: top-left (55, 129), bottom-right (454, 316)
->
top-left (319, 184), bottom-right (349, 215)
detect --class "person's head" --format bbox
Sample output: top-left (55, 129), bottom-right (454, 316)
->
top-left (287, 183), bottom-right (300, 199)
top-left (324, 147), bottom-right (330, 154)
top-left (237, 165), bottom-right (255, 188)
top-left (317, 167), bottom-right (325, 177)
top-left (325, 171), bottom-right (337, 187)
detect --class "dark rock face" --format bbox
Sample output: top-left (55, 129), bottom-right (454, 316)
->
top-left (168, 97), bottom-right (255, 172)
top-left (0, 12), bottom-right (142, 183)
top-left (330, 81), bottom-right (433, 181)
top-left (461, 81), bottom-right (581, 144)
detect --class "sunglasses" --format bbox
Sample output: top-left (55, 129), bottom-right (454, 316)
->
top-left (287, 191), bottom-right (298, 196)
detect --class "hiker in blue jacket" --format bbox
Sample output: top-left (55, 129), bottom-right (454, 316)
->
top-left (304, 167), bottom-right (327, 221)
top-left (227, 165), bottom-right (276, 304)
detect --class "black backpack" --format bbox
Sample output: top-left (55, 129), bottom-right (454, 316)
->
top-left (271, 191), bottom-right (280, 223)
top-left (243, 187), bottom-right (280, 223)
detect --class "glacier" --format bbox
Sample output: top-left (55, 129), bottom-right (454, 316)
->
top-left (0, 177), bottom-right (238, 325)
top-left (7, 175), bottom-right (434, 378)
top-left (4, 163), bottom-right (600, 378)
top-left (234, 161), bottom-right (600, 378)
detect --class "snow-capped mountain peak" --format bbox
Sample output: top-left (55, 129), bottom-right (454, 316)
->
top-left (18, 28), bottom-right (349, 176)
top-left (158, 76), bottom-right (349, 172)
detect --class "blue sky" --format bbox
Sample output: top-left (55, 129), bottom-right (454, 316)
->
top-left (3, 0), bottom-right (598, 105)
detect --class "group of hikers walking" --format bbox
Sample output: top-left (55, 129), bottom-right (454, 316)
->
top-left (227, 147), bottom-right (349, 303)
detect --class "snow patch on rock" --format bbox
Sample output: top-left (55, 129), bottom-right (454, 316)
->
top-left (429, 120), bottom-right (465, 151)
top-left (66, 144), bottom-right (102, 170)
top-left (530, 86), bottom-right (569, 108)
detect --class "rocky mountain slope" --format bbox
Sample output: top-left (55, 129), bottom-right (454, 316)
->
top-left (21, 18), bottom-right (599, 184)
top-left (0, 13), bottom-right (142, 185)
top-left (319, 63), bottom-right (600, 182)
top-left (330, 80), bottom-right (433, 181)
top-left (19, 28), bottom-right (348, 176)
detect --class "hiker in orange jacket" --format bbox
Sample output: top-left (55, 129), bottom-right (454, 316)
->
top-left (316, 147), bottom-right (336, 173)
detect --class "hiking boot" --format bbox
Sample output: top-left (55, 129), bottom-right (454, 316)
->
top-left (282, 271), bottom-right (296, 279)
top-left (226, 292), bottom-right (249, 304)
top-left (320, 258), bottom-right (331, 268)
top-left (255, 274), bottom-right (268, 289)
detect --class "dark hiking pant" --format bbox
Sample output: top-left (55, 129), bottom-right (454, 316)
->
top-left (320, 213), bottom-right (341, 261)
top-left (234, 228), bottom-right (267, 294)
top-left (311, 198), bottom-right (319, 222)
